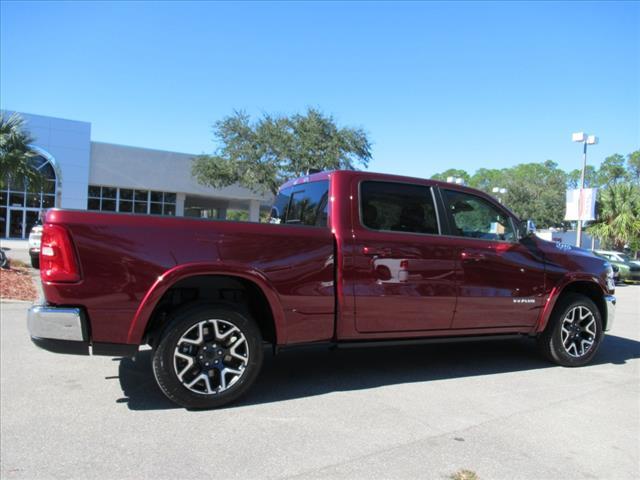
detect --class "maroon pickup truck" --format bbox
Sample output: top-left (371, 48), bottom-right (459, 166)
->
top-left (28, 170), bottom-right (616, 408)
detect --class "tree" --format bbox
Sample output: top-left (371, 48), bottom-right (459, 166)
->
top-left (587, 183), bottom-right (640, 251)
top-left (468, 168), bottom-right (506, 192)
top-left (597, 153), bottom-right (628, 186)
top-left (430, 169), bottom-right (470, 184)
top-left (192, 109), bottom-right (372, 195)
top-left (566, 165), bottom-right (599, 189)
top-left (501, 160), bottom-right (568, 228)
top-left (627, 150), bottom-right (640, 184)
top-left (0, 113), bottom-right (42, 190)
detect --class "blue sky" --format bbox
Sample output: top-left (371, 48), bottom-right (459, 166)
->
top-left (1, 1), bottom-right (638, 179)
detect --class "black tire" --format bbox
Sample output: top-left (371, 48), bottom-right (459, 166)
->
top-left (152, 304), bottom-right (263, 409)
top-left (0, 250), bottom-right (7, 269)
top-left (30, 255), bottom-right (40, 269)
top-left (537, 293), bottom-right (603, 367)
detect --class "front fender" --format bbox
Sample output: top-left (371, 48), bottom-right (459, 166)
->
top-left (536, 273), bottom-right (608, 333)
top-left (126, 262), bottom-right (287, 345)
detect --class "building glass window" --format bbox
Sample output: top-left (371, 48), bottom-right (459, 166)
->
top-left (87, 198), bottom-right (100, 211)
top-left (163, 204), bottom-right (176, 216)
top-left (2, 154), bottom-right (58, 239)
top-left (118, 188), bottom-right (133, 212)
top-left (150, 203), bottom-right (162, 215)
top-left (87, 185), bottom-right (177, 216)
top-left (134, 201), bottom-right (148, 214)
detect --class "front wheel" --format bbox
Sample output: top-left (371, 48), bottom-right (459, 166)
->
top-left (152, 305), bottom-right (263, 409)
top-left (30, 254), bottom-right (40, 269)
top-left (537, 293), bottom-right (603, 367)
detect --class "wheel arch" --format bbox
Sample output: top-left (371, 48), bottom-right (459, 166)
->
top-left (127, 263), bottom-right (286, 346)
top-left (538, 278), bottom-right (608, 332)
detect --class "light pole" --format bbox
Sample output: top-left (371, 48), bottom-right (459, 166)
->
top-left (572, 132), bottom-right (598, 248)
top-left (492, 187), bottom-right (507, 204)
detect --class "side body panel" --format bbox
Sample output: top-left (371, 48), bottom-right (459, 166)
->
top-left (42, 202), bottom-right (334, 346)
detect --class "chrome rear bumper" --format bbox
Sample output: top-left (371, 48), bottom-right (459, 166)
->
top-left (27, 305), bottom-right (138, 357)
top-left (27, 305), bottom-right (90, 355)
top-left (27, 306), bottom-right (87, 341)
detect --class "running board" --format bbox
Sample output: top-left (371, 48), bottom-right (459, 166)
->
top-left (334, 334), bottom-right (525, 349)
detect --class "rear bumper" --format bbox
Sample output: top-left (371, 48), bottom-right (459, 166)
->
top-left (28, 305), bottom-right (87, 341)
top-left (28, 305), bottom-right (89, 355)
top-left (604, 294), bottom-right (616, 331)
top-left (27, 305), bottom-right (137, 357)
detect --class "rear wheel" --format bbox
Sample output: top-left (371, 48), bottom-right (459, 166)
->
top-left (152, 305), bottom-right (263, 409)
top-left (30, 254), bottom-right (40, 269)
top-left (538, 293), bottom-right (603, 367)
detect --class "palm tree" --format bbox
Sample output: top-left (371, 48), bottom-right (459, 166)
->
top-left (588, 182), bottom-right (640, 251)
top-left (0, 112), bottom-right (43, 190)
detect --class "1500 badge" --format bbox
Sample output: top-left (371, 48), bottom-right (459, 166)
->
top-left (513, 298), bottom-right (536, 304)
top-left (555, 242), bottom-right (573, 251)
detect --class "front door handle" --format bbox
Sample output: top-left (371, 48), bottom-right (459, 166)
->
top-left (363, 246), bottom-right (391, 256)
top-left (461, 251), bottom-right (486, 262)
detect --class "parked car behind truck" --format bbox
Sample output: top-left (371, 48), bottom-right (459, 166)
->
top-left (28, 221), bottom-right (43, 269)
top-left (593, 250), bottom-right (640, 283)
top-left (28, 170), bottom-right (616, 408)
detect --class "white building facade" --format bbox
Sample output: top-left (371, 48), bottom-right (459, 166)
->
top-left (1, 112), bottom-right (272, 239)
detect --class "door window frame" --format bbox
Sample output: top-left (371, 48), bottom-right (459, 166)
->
top-left (439, 187), bottom-right (519, 243)
top-left (356, 180), bottom-right (442, 237)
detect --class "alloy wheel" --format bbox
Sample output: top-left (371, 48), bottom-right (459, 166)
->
top-left (173, 319), bottom-right (249, 395)
top-left (560, 306), bottom-right (597, 358)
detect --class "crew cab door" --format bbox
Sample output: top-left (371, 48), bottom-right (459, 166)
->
top-left (441, 189), bottom-right (546, 329)
top-left (349, 179), bottom-right (457, 333)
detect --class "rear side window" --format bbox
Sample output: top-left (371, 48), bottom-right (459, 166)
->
top-left (269, 180), bottom-right (329, 227)
top-left (443, 189), bottom-right (515, 241)
top-left (360, 181), bottom-right (439, 235)
top-left (270, 190), bottom-right (291, 224)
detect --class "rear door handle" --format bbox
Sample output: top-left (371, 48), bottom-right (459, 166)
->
top-left (363, 246), bottom-right (391, 256)
top-left (461, 251), bottom-right (486, 262)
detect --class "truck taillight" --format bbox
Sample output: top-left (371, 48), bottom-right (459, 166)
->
top-left (40, 224), bottom-right (81, 283)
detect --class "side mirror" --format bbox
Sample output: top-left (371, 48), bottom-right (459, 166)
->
top-left (519, 219), bottom-right (536, 238)
top-left (526, 219), bottom-right (536, 234)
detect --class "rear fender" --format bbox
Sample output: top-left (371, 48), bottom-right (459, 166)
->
top-left (126, 262), bottom-right (286, 345)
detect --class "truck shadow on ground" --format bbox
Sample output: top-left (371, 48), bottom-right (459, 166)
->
top-left (115, 334), bottom-right (640, 411)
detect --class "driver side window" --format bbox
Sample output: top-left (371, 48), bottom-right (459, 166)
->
top-left (444, 190), bottom-right (515, 242)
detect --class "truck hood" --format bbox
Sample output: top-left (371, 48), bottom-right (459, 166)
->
top-left (525, 235), bottom-right (612, 290)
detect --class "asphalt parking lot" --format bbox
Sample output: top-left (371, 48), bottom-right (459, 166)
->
top-left (1, 285), bottom-right (638, 480)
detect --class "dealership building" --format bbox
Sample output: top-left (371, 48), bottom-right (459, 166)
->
top-left (1, 111), bottom-right (272, 239)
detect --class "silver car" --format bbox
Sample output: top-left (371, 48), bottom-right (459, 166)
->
top-left (28, 223), bottom-right (43, 269)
